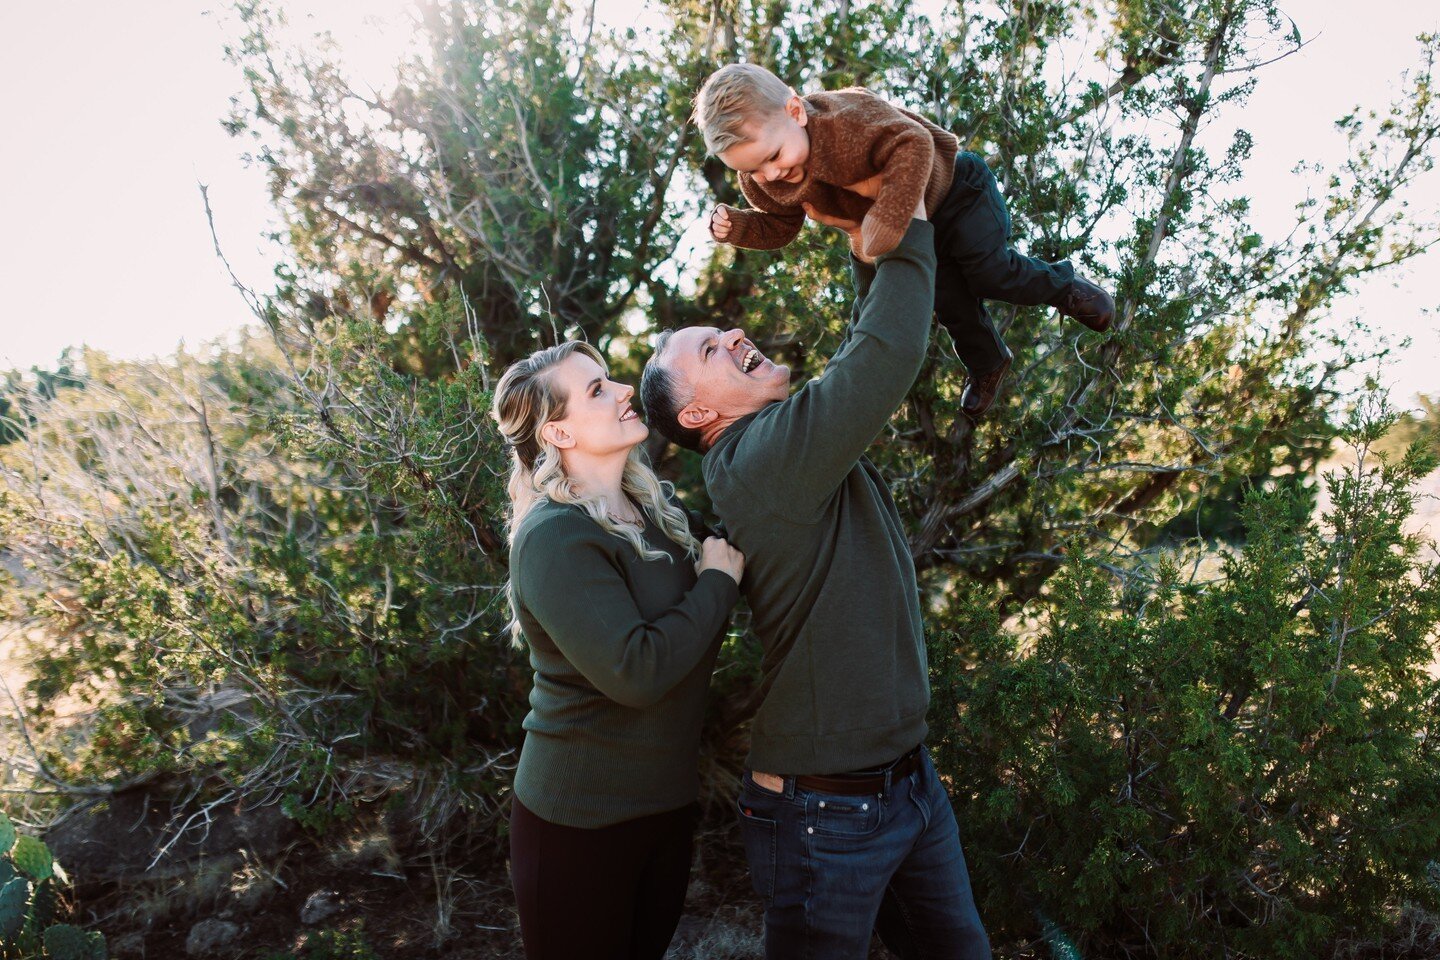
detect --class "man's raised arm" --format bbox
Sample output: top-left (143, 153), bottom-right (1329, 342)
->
top-left (735, 213), bottom-right (936, 510)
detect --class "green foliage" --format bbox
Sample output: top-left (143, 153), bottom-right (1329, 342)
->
top-left (26, 884), bottom-right (55, 938)
top-left (9, 840), bottom-right (50, 885)
top-left (0, 878), bottom-right (30, 944)
top-left (0, 352), bottom-right (84, 448)
top-left (932, 427), bottom-right (1440, 958)
top-left (224, 0), bottom-right (699, 372)
top-left (0, 340), bottom-right (526, 836)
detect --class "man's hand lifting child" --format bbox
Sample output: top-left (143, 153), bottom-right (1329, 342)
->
top-left (799, 191), bottom-right (924, 263)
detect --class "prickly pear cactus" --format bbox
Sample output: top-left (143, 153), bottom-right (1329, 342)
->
top-left (0, 816), bottom-right (105, 955)
top-left (41, 924), bottom-right (84, 959)
top-left (11, 834), bottom-right (53, 881)
top-left (43, 923), bottom-right (107, 960)
top-left (31, 876), bottom-right (58, 929)
top-left (0, 874), bottom-right (31, 942)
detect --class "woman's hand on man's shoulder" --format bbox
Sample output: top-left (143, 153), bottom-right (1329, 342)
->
top-left (696, 536), bottom-right (745, 585)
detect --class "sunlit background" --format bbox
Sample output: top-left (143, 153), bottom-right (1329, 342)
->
top-left (3, 0), bottom-right (1436, 407)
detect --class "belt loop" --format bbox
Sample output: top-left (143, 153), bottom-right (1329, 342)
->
top-left (881, 767), bottom-right (893, 800)
top-left (783, 775), bottom-right (796, 800)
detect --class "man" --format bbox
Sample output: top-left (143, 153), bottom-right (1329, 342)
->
top-left (640, 199), bottom-right (990, 959)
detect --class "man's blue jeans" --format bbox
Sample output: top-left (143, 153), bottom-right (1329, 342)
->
top-left (735, 748), bottom-right (991, 960)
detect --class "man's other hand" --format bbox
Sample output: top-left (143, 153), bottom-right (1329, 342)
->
top-left (803, 202), bottom-right (863, 237)
top-left (843, 173), bottom-right (884, 199)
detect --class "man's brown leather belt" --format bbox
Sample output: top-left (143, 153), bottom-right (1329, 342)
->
top-left (792, 746), bottom-right (924, 796)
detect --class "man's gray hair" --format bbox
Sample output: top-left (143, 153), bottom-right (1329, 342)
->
top-left (641, 330), bottom-right (705, 451)
top-left (691, 63), bottom-right (794, 156)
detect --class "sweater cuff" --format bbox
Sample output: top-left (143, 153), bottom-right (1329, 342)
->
top-left (720, 204), bottom-right (751, 248)
top-left (847, 230), bottom-right (873, 263)
top-left (695, 566), bottom-right (741, 608)
top-left (860, 214), bottom-right (907, 260)
top-left (873, 219), bottom-right (935, 265)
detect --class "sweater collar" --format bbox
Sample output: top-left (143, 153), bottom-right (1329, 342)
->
top-left (701, 409), bottom-right (765, 459)
top-left (799, 96), bottom-right (845, 184)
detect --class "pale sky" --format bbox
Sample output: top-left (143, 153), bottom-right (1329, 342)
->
top-left (2, 1), bottom-right (1436, 409)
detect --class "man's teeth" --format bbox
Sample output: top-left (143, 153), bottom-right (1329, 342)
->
top-left (742, 348), bottom-right (761, 373)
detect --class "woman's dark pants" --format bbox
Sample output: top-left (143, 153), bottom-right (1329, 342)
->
top-left (929, 151), bottom-right (1074, 376)
top-left (509, 796), bottom-right (698, 960)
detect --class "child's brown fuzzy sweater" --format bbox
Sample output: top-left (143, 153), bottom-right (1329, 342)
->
top-left (718, 88), bottom-right (959, 260)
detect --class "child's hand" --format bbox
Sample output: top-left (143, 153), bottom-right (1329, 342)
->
top-left (709, 206), bottom-right (733, 242)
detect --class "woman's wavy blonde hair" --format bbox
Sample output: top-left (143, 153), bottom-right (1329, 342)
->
top-left (492, 341), bottom-right (699, 637)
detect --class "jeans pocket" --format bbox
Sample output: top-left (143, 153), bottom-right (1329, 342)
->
top-left (742, 770), bottom-right (786, 798)
top-left (807, 790), bottom-right (883, 838)
top-left (735, 797), bottom-right (778, 902)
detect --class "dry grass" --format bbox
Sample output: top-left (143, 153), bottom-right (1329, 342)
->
top-left (665, 908), bottom-right (763, 959)
top-left (1332, 904), bottom-right (1440, 959)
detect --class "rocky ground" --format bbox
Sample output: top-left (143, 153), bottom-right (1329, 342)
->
top-left (57, 802), bottom-right (781, 959)
top-left (57, 799), bottom-right (1436, 960)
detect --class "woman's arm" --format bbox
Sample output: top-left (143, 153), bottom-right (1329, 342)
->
top-left (515, 515), bottom-right (739, 709)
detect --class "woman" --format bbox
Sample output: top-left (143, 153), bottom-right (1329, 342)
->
top-left (493, 340), bottom-right (744, 960)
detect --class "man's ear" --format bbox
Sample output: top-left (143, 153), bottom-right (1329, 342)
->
top-left (678, 403), bottom-right (718, 431)
top-left (540, 420), bottom-right (576, 450)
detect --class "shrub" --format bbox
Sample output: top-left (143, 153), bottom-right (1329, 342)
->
top-left (932, 428), bottom-right (1440, 958)
top-left (0, 341), bottom-right (523, 845)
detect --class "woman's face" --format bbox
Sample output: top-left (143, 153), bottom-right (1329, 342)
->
top-left (541, 352), bottom-right (647, 458)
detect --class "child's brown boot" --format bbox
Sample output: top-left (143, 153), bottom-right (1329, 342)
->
top-left (1049, 276), bottom-right (1115, 332)
top-left (959, 345), bottom-right (1014, 420)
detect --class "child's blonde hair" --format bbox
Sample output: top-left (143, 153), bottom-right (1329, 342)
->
top-left (692, 63), bottom-right (794, 155)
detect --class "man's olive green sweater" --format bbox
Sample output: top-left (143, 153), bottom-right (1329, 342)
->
top-left (509, 498), bottom-right (738, 828)
top-left (702, 219), bottom-right (937, 776)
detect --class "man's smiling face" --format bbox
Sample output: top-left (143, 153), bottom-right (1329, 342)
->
top-left (665, 326), bottom-right (791, 430)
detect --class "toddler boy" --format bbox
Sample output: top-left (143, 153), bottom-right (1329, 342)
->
top-left (694, 62), bottom-right (1114, 418)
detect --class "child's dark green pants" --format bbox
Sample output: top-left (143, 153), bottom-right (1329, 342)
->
top-left (929, 151), bottom-right (1075, 375)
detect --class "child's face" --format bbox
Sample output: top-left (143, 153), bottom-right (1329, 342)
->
top-left (718, 96), bottom-right (811, 185)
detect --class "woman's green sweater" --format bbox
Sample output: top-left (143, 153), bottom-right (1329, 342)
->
top-left (509, 499), bottom-right (738, 828)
